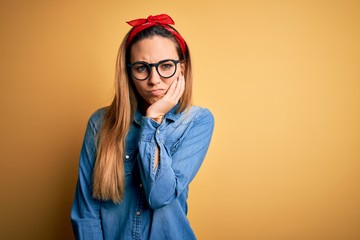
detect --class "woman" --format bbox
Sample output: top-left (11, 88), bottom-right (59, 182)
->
top-left (71, 14), bottom-right (214, 240)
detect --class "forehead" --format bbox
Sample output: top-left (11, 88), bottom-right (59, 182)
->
top-left (130, 36), bottom-right (179, 62)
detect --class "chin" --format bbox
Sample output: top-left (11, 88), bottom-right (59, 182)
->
top-left (148, 96), bottom-right (161, 104)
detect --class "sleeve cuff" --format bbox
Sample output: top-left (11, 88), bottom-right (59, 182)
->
top-left (139, 116), bottom-right (161, 141)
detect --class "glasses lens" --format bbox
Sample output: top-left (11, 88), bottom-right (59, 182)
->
top-left (131, 63), bottom-right (150, 80)
top-left (157, 60), bottom-right (177, 78)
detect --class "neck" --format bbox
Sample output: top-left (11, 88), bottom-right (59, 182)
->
top-left (137, 98), bottom-right (150, 116)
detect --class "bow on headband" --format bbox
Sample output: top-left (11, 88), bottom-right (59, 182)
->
top-left (126, 14), bottom-right (187, 55)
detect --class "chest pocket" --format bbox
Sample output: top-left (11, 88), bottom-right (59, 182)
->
top-left (124, 148), bottom-right (137, 176)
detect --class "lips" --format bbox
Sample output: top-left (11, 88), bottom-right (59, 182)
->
top-left (148, 89), bottom-right (165, 96)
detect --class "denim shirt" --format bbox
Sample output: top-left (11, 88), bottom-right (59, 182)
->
top-left (71, 104), bottom-right (214, 240)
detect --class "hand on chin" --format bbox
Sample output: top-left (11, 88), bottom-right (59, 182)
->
top-left (148, 95), bottom-right (163, 104)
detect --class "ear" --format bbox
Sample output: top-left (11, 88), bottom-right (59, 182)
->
top-left (180, 62), bottom-right (186, 75)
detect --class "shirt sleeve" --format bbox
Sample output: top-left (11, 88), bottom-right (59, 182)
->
top-left (71, 112), bottom-right (104, 240)
top-left (137, 108), bottom-right (215, 209)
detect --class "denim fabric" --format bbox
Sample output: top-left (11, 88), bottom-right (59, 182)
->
top-left (71, 104), bottom-right (214, 240)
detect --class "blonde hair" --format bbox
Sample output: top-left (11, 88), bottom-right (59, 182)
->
top-left (92, 27), bottom-right (193, 203)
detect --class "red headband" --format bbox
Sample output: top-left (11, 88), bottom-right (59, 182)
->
top-left (126, 14), bottom-right (187, 55)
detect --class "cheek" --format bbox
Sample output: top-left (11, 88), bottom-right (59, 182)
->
top-left (163, 78), bottom-right (175, 90)
top-left (166, 72), bottom-right (180, 84)
top-left (132, 81), bottom-right (146, 95)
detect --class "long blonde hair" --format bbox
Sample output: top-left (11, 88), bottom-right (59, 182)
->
top-left (92, 26), bottom-right (193, 203)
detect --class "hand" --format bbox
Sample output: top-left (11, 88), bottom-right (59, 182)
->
top-left (146, 74), bottom-right (185, 119)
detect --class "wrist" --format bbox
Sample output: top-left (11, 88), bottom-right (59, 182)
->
top-left (146, 109), bottom-right (163, 118)
top-left (148, 114), bottom-right (164, 123)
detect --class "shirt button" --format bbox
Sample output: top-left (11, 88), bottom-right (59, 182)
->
top-left (125, 155), bottom-right (130, 159)
top-left (136, 211), bottom-right (141, 216)
top-left (139, 183), bottom-right (143, 188)
top-left (156, 130), bottom-right (160, 134)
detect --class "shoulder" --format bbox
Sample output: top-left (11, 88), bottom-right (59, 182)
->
top-left (86, 107), bottom-right (108, 133)
top-left (189, 105), bottom-right (213, 118)
top-left (179, 106), bottom-right (214, 126)
top-left (89, 107), bottom-right (107, 122)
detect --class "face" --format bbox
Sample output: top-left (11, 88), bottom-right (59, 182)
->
top-left (129, 36), bottom-right (185, 106)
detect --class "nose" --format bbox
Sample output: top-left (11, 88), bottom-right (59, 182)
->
top-left (148, 66), bottom-right (161, 85)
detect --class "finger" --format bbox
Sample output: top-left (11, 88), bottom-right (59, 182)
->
top-left (168, 77), bottom-right (182, 102)
top-left (180, 75), bottom-right (185, 96)
top-left (165, 77), bottom-right (179, 97)
top-left (174, 74), bottom-right (185, 100)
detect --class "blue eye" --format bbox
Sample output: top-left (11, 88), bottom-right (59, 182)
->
top-left (135, 65), bottom-right (147, 73)
top-left (162, 64), bottom-right (172, 69)
top-left (159, 61), bottom-right (175, 71)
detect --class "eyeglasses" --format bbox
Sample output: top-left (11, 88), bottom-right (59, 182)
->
top-left (127, 59), bottom-right (180, 81)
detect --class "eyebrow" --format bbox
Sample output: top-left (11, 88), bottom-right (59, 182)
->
top-left (129, 58), bottom-right (178, 64)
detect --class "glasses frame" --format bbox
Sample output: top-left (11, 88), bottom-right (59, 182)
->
top-left (127, 59), bottom-right (180, 81)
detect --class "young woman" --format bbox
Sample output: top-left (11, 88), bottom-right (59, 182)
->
top-left (71, 14), bottom-right (214, 240)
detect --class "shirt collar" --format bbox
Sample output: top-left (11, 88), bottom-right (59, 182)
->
top-left (133, 103), bottom-right (182, 125)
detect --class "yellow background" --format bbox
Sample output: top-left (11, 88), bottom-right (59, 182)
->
top-left (1, 0), bottom-right (359, 239)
